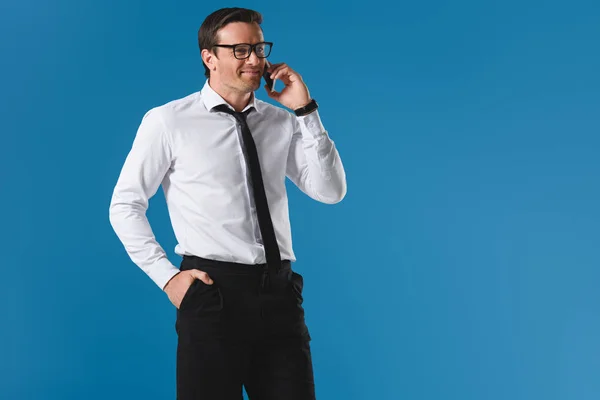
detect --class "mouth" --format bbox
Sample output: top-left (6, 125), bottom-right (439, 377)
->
top-left (241, 70), bottom-right (261, 77)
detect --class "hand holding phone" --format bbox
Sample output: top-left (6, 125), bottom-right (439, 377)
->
top-left (260, 61), bottom-right (311, 110)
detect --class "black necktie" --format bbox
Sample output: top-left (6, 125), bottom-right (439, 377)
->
top-left (213, 104), bottom-right (281, 292)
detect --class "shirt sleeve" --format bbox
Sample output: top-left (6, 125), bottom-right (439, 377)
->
top-left (108, 108), bottom-right (180, 290)
top-left (285, 110), bottom-right (347, 204)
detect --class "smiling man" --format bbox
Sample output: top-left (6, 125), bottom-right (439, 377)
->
top-left (109, 7), bottom-right (346, 400)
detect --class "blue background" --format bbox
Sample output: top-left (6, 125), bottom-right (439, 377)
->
top-left (1, 0), bottom-right (599, 399)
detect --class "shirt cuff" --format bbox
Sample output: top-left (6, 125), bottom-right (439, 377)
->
top-left (296, 110), bottom-right (326, 138)
top-left (147, 257), bottom-right (181, 290)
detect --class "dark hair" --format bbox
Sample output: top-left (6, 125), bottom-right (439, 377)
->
top-left (198, 8), bottom-right (263, 78)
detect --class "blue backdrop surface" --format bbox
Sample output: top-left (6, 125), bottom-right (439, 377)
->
top-left (1, 0), bottom-right (599, 399)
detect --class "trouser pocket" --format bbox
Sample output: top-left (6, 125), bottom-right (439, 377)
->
top-left (179, 278), bottom-right (223, 314)
top-left (175, 275), bottom-right (225, 342)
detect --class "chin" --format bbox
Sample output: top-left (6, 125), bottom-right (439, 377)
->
top-left (240, 84), bottom-right (260, 93)
top-left (239, 80), bottom-right (260, 93)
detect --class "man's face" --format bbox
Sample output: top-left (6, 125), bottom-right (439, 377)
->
top-left (211, 22), bottom-right (266, 94)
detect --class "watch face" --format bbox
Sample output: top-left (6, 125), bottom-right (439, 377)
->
top-left (295, 100), bottom-right (317, 116)
top-left (302, 100), bottom-right (315, 110)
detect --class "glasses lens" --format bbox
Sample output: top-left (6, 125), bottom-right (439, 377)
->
top-left (255, 43), bottom-right (271, 58)
top-left (233, 44), bottom-right (251, 59)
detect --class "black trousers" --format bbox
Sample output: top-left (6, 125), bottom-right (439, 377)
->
top-left (175, 255), bottom-right (316, 400)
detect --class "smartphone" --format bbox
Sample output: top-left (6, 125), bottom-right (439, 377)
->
top-left (263, 60), bottom-right (276, 92)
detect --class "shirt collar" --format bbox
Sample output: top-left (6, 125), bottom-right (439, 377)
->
top-left (200, 79), bottom-right (262, 114)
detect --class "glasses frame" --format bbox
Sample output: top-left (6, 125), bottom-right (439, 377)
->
top-left (212, 41), bottom-right (273, 60)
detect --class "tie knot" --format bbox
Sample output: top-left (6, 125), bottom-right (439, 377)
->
top-left (213, 104), bottom-right (252, 121)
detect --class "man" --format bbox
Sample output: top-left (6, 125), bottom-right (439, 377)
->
top-left (109, 7), bottom-right (346, 400)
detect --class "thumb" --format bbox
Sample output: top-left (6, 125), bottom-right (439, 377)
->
top-left (192, 269), bottom-right (213, 285)
top-left (265, 85), bottom-right (280, 100)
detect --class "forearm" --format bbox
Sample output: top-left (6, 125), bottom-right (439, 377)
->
top-left (289, 111), bottom-right (347, 203)
top-left (109, 196), bottom-right (180, 290)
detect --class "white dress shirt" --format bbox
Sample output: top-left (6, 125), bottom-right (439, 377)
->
top-left (109, 80), bottom-right (347, 290)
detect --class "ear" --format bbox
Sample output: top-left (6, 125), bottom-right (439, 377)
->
top-left (201, 48), bottom-right (217, 72)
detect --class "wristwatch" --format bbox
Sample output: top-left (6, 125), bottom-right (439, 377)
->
top-left (294, 99), bottom-right (318, 116)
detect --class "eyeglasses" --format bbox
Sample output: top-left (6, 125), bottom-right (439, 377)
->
top-left (213, 42), bottom-right (273, 60)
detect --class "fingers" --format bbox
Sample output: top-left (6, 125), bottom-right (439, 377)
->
top-left (272, 67), bottom-right (292, 84)
top-left (191, 269), bottom-right (213, 285)
top-left (267, 62), bottom-right (283, 72)
top-left (267, 63), bottom-right (301, 85)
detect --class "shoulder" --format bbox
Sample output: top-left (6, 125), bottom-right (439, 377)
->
top-left (255, 98), bottom-right (294, 121)
top-left (142, 91), bottom-right (203, 127)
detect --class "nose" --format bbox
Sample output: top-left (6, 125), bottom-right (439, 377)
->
top-left (246, 50), bottom-right (260, 65)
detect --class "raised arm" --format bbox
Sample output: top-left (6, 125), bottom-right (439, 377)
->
top-left (264, 62), bottom-right (347, 204)
top-left (286, 110), bottom-right (346, 203)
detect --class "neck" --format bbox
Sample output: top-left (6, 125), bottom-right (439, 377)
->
top-left (209, 78), bottom-right (253, 112)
